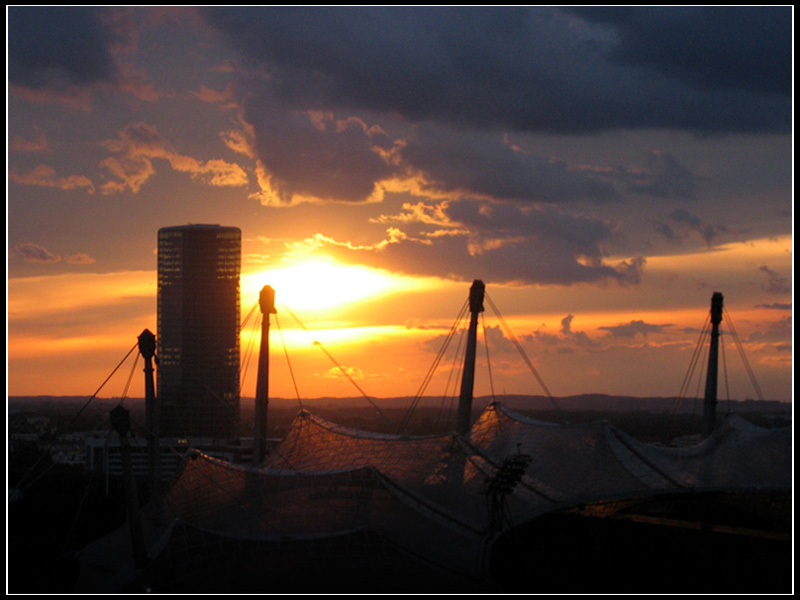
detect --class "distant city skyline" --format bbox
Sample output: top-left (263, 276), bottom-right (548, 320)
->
top-left (7, 7), bottom-right (793, 403)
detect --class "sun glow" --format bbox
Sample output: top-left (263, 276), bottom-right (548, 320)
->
top-left (242, 256), bottom-right (412, 313)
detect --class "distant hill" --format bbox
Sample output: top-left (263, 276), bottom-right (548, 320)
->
top-left (9, 393), bottom-right (791, 416)
top-left (494, 393), bottom-right (792, 415)
top-left (9, 393), bottom-right (790, 446)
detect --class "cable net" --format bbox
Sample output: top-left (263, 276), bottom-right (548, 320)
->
top-left (468, 403), bottom-right (791, 524)
top-left (157, 402), bottom-right (790, 579)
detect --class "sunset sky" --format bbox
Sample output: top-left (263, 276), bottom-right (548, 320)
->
top-left (7, 7), bottom-right (793, 405)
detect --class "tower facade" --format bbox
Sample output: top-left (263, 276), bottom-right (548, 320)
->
top-left (157, 225), bottom-right (241, 439)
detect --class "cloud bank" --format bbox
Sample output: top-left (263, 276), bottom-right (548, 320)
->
top-left (204, 6), bottom-right (790, 134)
top-left (7, 7), bottom-right (792, 290)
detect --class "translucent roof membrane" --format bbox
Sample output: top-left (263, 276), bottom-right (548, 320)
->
top-left (159, 401), bottom-right (791, 578)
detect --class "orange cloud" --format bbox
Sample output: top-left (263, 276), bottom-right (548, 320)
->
top-left (12, 242), bottom-right (96, 265)
top-left (114, 62), bottom-right (160, 102)
top-left (11, 130), bottom-right (49, 153)
top-left (168, 155), bottom-right (248, 187)
top-left (222, 129), bottom-right (254, 158)
top-left (372, 201), bottom-right (454, 227)
top-left (9, 164), bottom-right (95, 193)
top-left (100, 122), bottom-right (248, 193)
top-left (65, 253), bottom-right (97, 265)
top-left (9, 83), bottom-right (96, 111)
top-left (13, 242), bottom-right (61, 264)
top-left (192, 83), bottom-right (234, 104)
top-left (100, 154), bottom-right (155, 194)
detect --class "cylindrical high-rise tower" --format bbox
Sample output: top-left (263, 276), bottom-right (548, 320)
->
top-left (157, 224), bottom-right (241, 439)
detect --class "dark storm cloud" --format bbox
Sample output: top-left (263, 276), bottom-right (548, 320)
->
top-left (759, 265), bottom-right (790, 295)
top-left (204, 6), bottom-right (790, 134)
top-left (745, 316), bottom-right (793, 346)
top-left (668, 208), bottom-right (703, 228)
top-left (566, 6), bottom-right (791, 96)
top-left (401, 128), bottom-right (617, 203)
top-left (626, 152), bottom-right (698, 200)
top-left (320, 200), bottom-right (645, 286)
top-left (8, 7), bottom-right (117, 90)
top-left (755, 303), bottom-right (791, 311)
top-left (243, 94), bottom-right (395, 203)
top-left (444, 201), bottom-right (619, 261)
top-left (656, 208), bottom-right (721, 246)
top-left (652, 221), bottom-right (677, 243)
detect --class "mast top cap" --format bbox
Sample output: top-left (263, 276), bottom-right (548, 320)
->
top-left (469, 280), bottom-right (485, 313)
top-left (259, 285), bottom-right (277, 314)
top-left (137, 329), bottom-right (156, 358)
top-left (710, 291), bottom-right (723, 323)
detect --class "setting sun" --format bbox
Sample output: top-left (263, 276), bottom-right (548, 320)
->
top-left (242, 256), bottom-right (412, 313)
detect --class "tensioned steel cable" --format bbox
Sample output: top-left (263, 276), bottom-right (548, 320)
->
top-left (239, 310), bottom-right (262, 394)
top-left (240, 299), bottom-right (259, 332)
top-left (481, 311), bottom-right (496, 402)
top-left (14, 342), bottom-right (140, 492)
top-left (435, 319), bottom-right (468, 432)
top-left (282, 304), bottom-right (394, 428)
top-left (724, 307), bottom-right (765, 402)
top-left (398, 298), bottom-right (469, 433)
top-left (50, 348), bottom-right (139, 558)
top-left (275, 313), bottom-right (304, 410)
top-left (720, 327), bottom-right (731, 413)
top-left (484, 292), bottom-right (562, 416)
top-left (118, 352), bottom-right (140, 405)
top-left (672, 317), bottom-right (711, 414)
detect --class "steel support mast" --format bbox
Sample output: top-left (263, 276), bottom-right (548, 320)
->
top-left (703, 292), bottom-right (724, 438)
top-left (253, 285), bottom-right (277, 464)
top-left (457, 280), bottom-right (485, 437)
top-left (139, 329), bottom-right (159, 501)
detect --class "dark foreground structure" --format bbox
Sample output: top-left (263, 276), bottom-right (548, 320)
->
top-left (73, 402), bottom-right (791, 593)
top-left (72, 284), bottom-right (790, 593)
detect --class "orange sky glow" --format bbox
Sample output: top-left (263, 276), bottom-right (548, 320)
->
top-left (8, 233), bottom-right (792, 402)
top-left (8, 7), bottom-right (792, 408)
